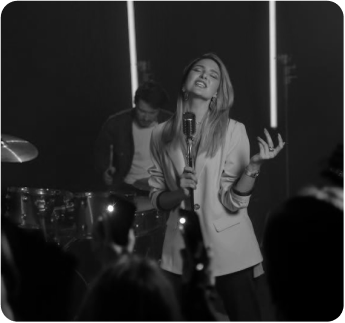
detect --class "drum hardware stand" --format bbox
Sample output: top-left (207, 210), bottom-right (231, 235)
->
top-left (19, 191), bottom-right (36, 228)
top-left (37, 213), bottom-right (48, 242)
top-left (77, 194), bottom-right (93, 238)
top-left (35, 197), bottom-right (52, 242)
top-left (51, 205), bottom-right (66, 245)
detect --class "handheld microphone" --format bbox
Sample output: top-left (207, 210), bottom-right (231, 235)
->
top-left (182, 112), bottom-right (196, 140)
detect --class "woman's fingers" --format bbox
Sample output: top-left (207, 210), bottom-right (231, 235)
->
top-left (276, 133), bottom-right (286, 150)
top-left (260, 131), bottom-right (286, 155)
top-left (257, 136), bottom-right (269, 154)
top-left (269, 133), bottom-right (286, 156)
top-left (182, 167), bottom-right (197, 182)
top-left (181, 167), bottom-right (198, 196)
top-left (181, 178), bottom-right (197, 189)
top-left (183, 166), bottom-right (196, 174)
top-left (264, 128), bottom-right (274, 149)
top-left (180, 169), bottom-right (197, 192)
top-left (252, 130), bottom-right (286, 166)
top-left (182, 172), bottom-right (197, 181)
top-left (258, 141), bottom-right (265, 155)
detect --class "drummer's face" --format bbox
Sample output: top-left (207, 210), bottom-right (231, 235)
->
top-left (135, 100), bottom-right (159, 128)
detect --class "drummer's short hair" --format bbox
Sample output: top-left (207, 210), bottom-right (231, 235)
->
top-left (134, 81), bottom-right (169, 110)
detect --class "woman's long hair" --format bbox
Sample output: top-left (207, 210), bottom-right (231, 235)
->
top-left (161, 53), bottom-right (234, 157)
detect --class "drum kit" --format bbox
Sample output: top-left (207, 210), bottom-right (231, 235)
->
top-left (2, 134), bottom-right (167, 255)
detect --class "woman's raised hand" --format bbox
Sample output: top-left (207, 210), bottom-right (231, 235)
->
top-left (250, 128), bottom-right (285, 167)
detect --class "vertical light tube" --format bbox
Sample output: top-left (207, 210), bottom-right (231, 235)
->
top-left (269, 1), bottom-right (277, 128)
top-left (127, 1), bottom-right (138, 106)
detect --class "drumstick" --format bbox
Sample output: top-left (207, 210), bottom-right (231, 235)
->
top-left (109, 144), bottom-right (113, 168)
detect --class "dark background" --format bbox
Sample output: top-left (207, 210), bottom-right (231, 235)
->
top-left (2, 1), bottom-right (343, 244)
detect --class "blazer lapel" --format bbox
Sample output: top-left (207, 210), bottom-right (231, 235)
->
top-left (166, 141), bottom-right (209, 180)
top-left (167, 144), bottom-right (185, 176)
top-left (195, 149), bottom-right (208, 180)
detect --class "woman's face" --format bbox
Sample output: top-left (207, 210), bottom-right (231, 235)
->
top-left (184, 58), bottom-right (221, 100)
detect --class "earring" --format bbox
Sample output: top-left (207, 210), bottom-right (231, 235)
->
top-left (210, 96), bottom-right (217, 110)
top-left (182, 89), bottom-right (189, 101)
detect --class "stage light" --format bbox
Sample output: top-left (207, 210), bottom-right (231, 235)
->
top-left (178, 217), bottom-right (186, 231)
top-left (107, 204), bottom-right (115, 213)
top-left (269, 1), bottom-right (277, 128)
top-left (196, 263), bottom-right (204, 271)
top-left (127, 1), bottom-right (138, 106)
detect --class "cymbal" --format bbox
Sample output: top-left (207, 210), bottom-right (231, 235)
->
top-left (1, 134), bottom-right (38, 163)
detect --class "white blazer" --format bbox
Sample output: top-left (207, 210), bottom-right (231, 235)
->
top-left (149, 119), bottom-right (263, 277)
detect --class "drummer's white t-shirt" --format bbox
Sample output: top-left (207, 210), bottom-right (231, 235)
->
top-left (124, 121), bottom-right (157, 185)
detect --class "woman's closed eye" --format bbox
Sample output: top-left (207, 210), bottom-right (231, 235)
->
top-left (193, 67), bottom-right (202, 72)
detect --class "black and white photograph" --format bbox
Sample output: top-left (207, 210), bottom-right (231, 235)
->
top-left (1, 1), bottom-right (343, 321)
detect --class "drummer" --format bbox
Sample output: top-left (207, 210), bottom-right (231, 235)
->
top-left (94, 81), bottom-right (172, 196)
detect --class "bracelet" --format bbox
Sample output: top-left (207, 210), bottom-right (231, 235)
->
top-left (244, 167), bottom-right (260, 178)
top-left (231, 186), bottom-right (254, 196)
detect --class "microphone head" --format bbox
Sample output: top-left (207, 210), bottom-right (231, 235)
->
top-left (183, 112), bottom-right (196, 139)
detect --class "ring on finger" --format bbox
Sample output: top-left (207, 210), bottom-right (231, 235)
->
top-left (269, 147), bottom-right (274, 152)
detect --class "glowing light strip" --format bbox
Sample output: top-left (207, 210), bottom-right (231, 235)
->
top-left (127, 1), bottom-right (138, 106)
top-left (269, 1), bottom-right (277, 128)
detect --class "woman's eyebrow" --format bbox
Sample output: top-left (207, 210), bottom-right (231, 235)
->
top-left (210, 69), bottom-right (219, 75)
top-left (194, 64), bottom-right (219, 75)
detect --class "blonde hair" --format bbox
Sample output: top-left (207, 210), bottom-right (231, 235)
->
top-left (161, 53), bottom-right (234, 157)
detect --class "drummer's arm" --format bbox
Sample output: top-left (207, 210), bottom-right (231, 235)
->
top-left (95, 118), bottom-right (116, 174)
top-left (132, 178), bottom-right (150, 191)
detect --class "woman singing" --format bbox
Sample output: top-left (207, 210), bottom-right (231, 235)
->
top-left (149, 53), bottom-right (285, 320)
